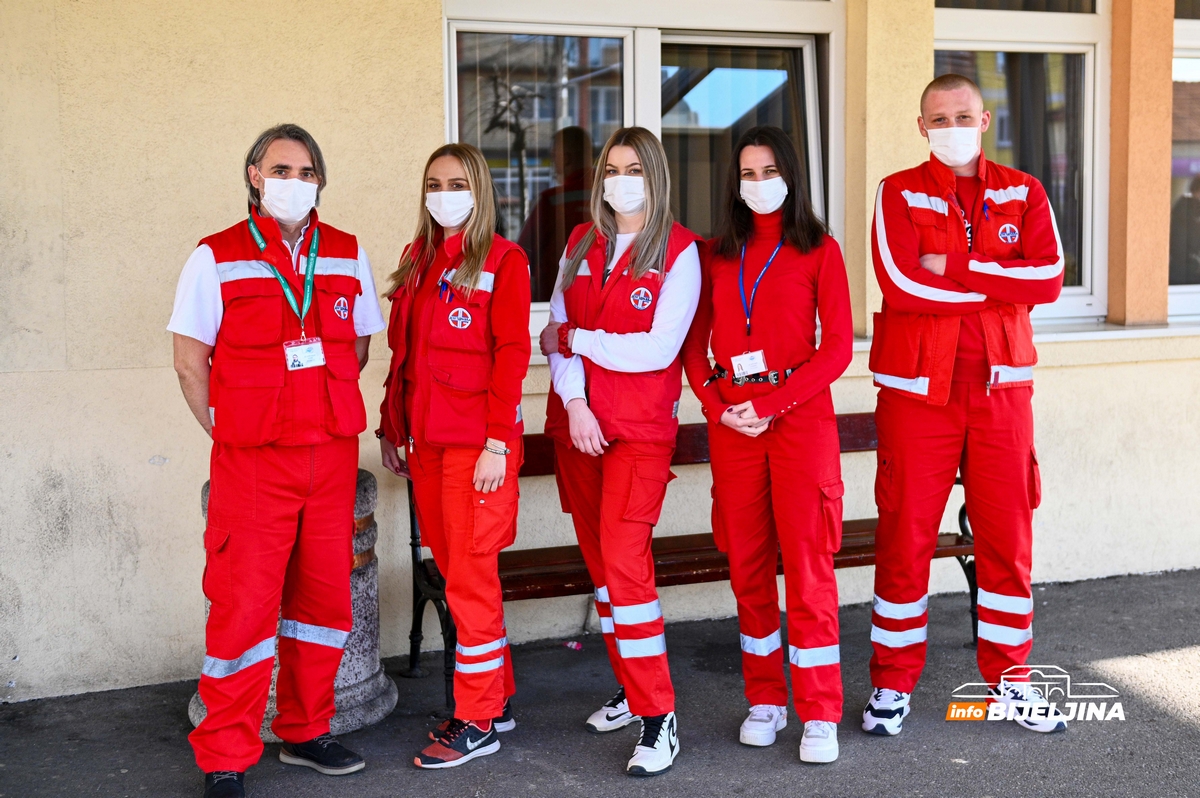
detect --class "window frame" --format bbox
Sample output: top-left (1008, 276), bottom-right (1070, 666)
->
top-left (935, 2), bottom-right (1111, 324)
top-left (1172, 20), bottom-right (1200, 320)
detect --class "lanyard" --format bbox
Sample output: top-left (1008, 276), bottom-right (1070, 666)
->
top-left (247, 215), bottom-right (320, 339)
top-left (738, 238), bottom-right (784, 336)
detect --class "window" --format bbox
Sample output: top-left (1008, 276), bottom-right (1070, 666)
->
top-left (1171, 54), bottom-right (1200, 318)
top-left (1180, 1), bottom-right (1200, 20)
top-left (660, 38), bottom-right (824, 238)
top-left (935, 50), bottom-right (1087, 287)
top-left (936, 0), bottom-right (1094, 10)
top-left (453, 30), bottom-right (628, 302)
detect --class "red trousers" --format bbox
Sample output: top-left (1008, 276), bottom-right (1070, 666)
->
top-left (190, 438), bottom-right (357, 772)
top-left (709, 408), bottom-right (844, 722)
top-left (871, 383), bottom-right (1039, 691)
top-left (408, 440), bottom-right (522, 722)
top-left (555, 441), bottom-right (676, 717)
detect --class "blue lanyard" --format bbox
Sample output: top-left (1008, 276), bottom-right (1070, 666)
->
top-left (738, 239), bottom-right (784, 336)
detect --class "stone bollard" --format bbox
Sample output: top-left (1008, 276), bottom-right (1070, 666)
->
top-left (188, 469), bottom-right (398, 741)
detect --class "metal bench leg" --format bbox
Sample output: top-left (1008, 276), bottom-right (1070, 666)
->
top-left (401, 593), bottom-right (429, 678)
top-left (956, 503), bottom-right (978, 649)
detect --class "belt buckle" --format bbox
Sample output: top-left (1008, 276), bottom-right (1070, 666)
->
top-left (732, 375), bottom-right (746, 387)
top-left (768, 371), bottom-right (780, 386)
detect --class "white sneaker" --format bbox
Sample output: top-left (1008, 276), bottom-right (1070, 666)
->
top-left (862, 687), bottom-right (911, 736)
top-left (626, 712), bottom-right (679, 777)
top-left (989, 679), bottom-right (1068, 733)
top-left (738, 704), bottom-right (787, 746)
top-left (799, 720), bottom-right (839, 763)
top-left (586, 686), bottom-right (640, 733)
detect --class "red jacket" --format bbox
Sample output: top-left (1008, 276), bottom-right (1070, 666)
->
top-left (379, 232), bottom-right (531, 449)
top-left (870, 153), bottom-right (1064, 405)
top-left (203, 208), bottom-right (366, 447)
top-left (682, 211), bottom-right (853, 422)
top-left (545, 222), bottom-right (702, 445)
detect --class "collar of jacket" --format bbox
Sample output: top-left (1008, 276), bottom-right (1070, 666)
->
top-left (926, 150), bottom-right (991, 196)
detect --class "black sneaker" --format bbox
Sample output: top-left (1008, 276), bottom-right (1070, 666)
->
top-left (279, 733), bottom-right (366, 776)
top-left (203, 771), bottom-right (245, 798)
top-left (414, 719), bottom-right (500, 769)
top-left (429, 700), bottom-right (516, 741)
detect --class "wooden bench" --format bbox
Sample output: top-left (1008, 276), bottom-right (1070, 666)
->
top-left (394, 413), bottom-right (978, 709)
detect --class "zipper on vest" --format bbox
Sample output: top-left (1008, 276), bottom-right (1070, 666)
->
top-left (408, 435), bottom-right (415, 454)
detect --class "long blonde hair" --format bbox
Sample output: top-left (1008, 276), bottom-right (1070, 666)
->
top-left (385, 142), bottom-right (497, 296)
top-left (560, 127), bottom-right (674, 290)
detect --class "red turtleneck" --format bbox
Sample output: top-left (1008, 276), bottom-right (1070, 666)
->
top-left (682, 209), bottom-right (853, 421)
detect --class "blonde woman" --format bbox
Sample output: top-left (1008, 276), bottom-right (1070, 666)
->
top-left (539, 126), bottom-right (701, 777)
top-left (377, 143), bottom-right (531, 769)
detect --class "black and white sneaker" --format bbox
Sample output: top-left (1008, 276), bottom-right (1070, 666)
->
top-left (989, 680), bottom-right (1068, 733)
top-left (414, 719), bottom-right (500, 769)
top-left (862, 687), bottom-right (911, 736)
top-left (626, 712), bottom-right (679, 777)
top-left (586, 686), bottom-right (640, 733)
top-left (430, 700), bottom-right (516, 740)
top-left (203, 771), bottom-right (244, 798)
top-left (279, 733), bottom-right (365, 775)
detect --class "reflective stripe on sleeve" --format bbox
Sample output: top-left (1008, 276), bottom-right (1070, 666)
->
top-left (788, 643), bottom-right (840, 668)
top-left (873, 594), bottom-right (929, 620)
top-left (870, 624), bottom-right (928, 649)
top-left (977, 620), bottom-right (1033, 647)
top-left (740, 629), bottom-right (782, 657)
top-left (616, 634), bottom-right (667, 659)
top-left (611, 599), bottom-right (663, 626)
top-left (279, 619), bottom-right (349, 650)
top-left (201, 637), bottom-right (276, 679)
top-left (978, 589), bottom-right (1034, 615)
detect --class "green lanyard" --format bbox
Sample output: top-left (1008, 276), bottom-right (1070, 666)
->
top-left (247, 215), bottom-right (320, 339)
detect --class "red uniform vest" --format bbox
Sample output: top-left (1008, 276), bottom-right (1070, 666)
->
top-left (545, 222), bottom-right (701, 445)
top-left (202, 209), bottom-right (367, 447)
top-left (380, 233), bottom-right (526, 449)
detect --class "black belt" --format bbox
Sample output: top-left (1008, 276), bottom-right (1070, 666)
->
top-left (704, 364), bottom-right (797, 388)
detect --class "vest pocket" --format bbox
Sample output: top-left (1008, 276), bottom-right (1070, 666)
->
top-left (875, 447), bottom-right (898, 514)
top-left (202, 525), bottom-right (232, 606)
top-left (425, 362), bottom-right (489, 447)
top-left (819, 478), bottom-right (845, 554)
top-left (315, 281), bottom-right (359, 341)
top-left (868, 312), bottom-right (922, 379)
top-left (623, 456), bottom-right (676, 526)
top-left (213, 360), bottom-right (285, 446)
top-left (222, 292), bottom-right (283, 346)
top-left (909, 207), bottom-right (949, 251)
top-left (1000, 305), bottom-right (1037, 367)
top-left (323, 353), bottom-right (367, 438)
top-left (1028, 446), bottom-right (1042, 510)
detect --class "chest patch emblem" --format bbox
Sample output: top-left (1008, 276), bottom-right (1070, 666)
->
top-left (333, 296), bottom-right (349, 320)
top-left (448, 308), bottom-right (473, 329)
top-left (998, 223), bottom-right (1020, 245)
top-left (630, 286), bottom-right (653, 311)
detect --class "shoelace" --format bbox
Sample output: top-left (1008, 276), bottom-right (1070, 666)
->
top-left (440, 718), bottom-right (470, 744)
top-left (605, 686), bottom-right (627, 709)
top-left (210, 771), bottom-right (240, 783)
top-left (748, 705), bottom-right (778, 724)
top-left (805, 721), bottom-right (833, 739)
top-left (873, 688), bottom-right (907, 706)
top-left (638, 714), bottom-right (667, 748)
top-left (311, 732), bottom-right (338, 749)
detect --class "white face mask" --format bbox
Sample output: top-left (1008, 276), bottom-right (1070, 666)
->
top-left (740, 176), bottom-right (789, 215)
top-left (926, 126), bottom-right (981, 169)
top-left (603, 175), bottom-right (646, 216)
top-left (426, 190), bottom-right (475, 229)
top-left (259, 177), bottom-right (318, 226)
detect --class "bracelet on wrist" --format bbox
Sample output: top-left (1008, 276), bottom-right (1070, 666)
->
top-left (484, 444), bottom-right (511, 456)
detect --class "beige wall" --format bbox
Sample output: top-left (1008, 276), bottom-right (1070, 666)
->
top-left (3, 1), bottom-right (1199, 704)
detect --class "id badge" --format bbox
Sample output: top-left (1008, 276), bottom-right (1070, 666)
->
top-left (731, 350), bottom-right (768, 378)
top-left (284, 338), bottom-right (326, 371)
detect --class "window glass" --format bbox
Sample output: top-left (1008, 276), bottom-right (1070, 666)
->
top-left (1179, 1), bottom-right (1200, 19)
top-left (661, 43), bottom-right (818, 239)
top-left (935, 0), bottom-right (1094, 10)
top-left (456, 32), bottom-right (624, 301)
top-left (1171, 58), bottom-right (1200, 285)
top-left (935, 51), bottom-right (1086, 286)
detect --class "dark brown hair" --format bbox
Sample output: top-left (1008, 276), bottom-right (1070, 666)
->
top-left (243, 123), bottom-right (327, 212)
top-left (713, 125), bottom-right (827, 258)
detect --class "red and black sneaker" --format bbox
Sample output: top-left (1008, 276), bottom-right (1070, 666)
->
top-left (429, 700), bottom-right (516, 741)
top-left (414, 719), bottom-right (500, 769)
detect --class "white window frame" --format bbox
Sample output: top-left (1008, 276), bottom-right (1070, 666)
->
top-left (445, 1), bottom-right (846, 338)
top-left (1171, 20), bottom-right (1200, 321)
top-left (935, 3), bottom-right (1111, 325)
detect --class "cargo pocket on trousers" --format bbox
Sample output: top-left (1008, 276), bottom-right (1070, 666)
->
top-left (1029, 446), bottom-right (1042, 510)
top-left (202, 525), bottom-right (232, 605)
top-left (470, 492), bottom-right (520, 556)
top-left (875, 448), bottom-right (897, 513)
top-left (623, 457), bottom-right (676, 526)
top-left (819, 478), bottom-right (845, 554)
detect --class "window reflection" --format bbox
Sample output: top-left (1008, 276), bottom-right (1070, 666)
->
top-left (1171, 58), bottom-right (1200, 285)
top-left (456, 32), bottom-right (624, 301)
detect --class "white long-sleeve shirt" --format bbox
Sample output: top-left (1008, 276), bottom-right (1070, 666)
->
top-left (548, 233), bottom-right (701, 404)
